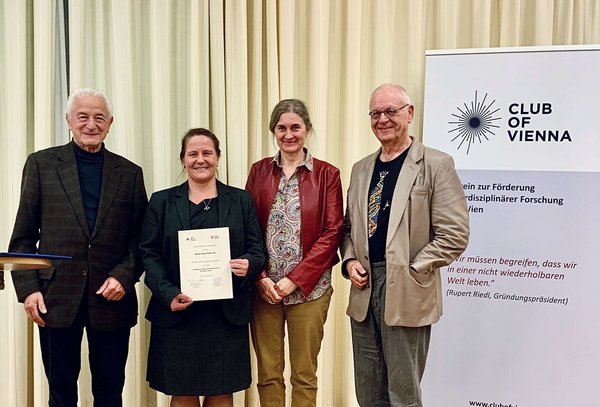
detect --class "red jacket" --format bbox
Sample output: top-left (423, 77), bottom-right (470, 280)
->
top-left (245, 155), bottom-right (343, 297)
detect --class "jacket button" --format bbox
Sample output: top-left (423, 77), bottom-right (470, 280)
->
top-left (88, 244), bottom-right (92, 249)
top-left (82, 270), bottom-right (87, 276)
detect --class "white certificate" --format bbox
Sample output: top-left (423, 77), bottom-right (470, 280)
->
top-left (178, 227), bottom-right (233, 301)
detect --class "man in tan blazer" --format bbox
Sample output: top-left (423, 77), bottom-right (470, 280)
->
top-left (341, 84), bottom-right (469, 406)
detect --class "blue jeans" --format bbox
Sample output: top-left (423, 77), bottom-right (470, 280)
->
top-left (351, 261), bottom-right (431, 407)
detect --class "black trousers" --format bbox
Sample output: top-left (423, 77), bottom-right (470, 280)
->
top-left (38, 298), bottom-right (131, 407)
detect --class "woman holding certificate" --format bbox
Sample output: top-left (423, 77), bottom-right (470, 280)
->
top-left (140, 128), bottom-right (265, 407)
top-left (245, 99), bottom-right (344, 406)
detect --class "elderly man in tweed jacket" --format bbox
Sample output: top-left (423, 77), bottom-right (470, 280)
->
top-left (9, 88), bottom-right (148, 407)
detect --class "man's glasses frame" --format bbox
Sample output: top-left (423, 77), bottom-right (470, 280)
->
top-left (368, 103), bottom-right (410, 120)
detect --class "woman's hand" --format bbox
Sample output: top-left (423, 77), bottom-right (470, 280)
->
top-left (170, 293), bottom-right (193, 311)
top-left (256, 277), bottom-right (282, 304)
top-left (230, 258), bottom-right (250, 277)
top-left (274, 277), bottom-right (298, 297)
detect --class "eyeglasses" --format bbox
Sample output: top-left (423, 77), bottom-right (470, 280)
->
top-left (368, 104), bottom-right (410, 120)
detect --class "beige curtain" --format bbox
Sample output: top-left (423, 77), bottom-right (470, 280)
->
top-left (1, 0), bottom-right (599, 406)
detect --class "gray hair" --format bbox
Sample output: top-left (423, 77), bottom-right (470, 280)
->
top-left (370, 84), bottom-right (411, 107)
top-left (65, 88), bottom-right (113, 118)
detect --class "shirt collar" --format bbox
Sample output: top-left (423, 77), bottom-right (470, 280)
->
top-left (271, 148), bottom-right (314, 172)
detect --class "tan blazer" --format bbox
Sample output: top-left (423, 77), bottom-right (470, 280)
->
top-left (341, 138), bottom-right (469, 327)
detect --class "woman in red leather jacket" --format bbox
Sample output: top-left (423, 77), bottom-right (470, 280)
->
top-left (245, 99), bottom-right (343, 407)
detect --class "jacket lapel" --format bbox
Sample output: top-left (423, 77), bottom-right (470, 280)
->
top-left (216, 181), bottom-right (231, 228)
top-left (56, 143), bottom-right (90, 238)
top-left (357, 150), bottom-right (378, 251)
top-left (174, 182), bottom-right (192, 229)
top-left (92, 150), bottom-right (119, 239)
top-left (386, 139), bottom-right (424, 246)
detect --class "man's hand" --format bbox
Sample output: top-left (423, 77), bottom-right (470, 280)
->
top-left (346, 259), bottom-right (369, 289)
top-left (96, 276), bottom-right (126, 301)
top-left (256, 277), bottom-right (282, 304)
top-left (170, 293), bottom-right (193, 311)
top-left (24, 291), bottom-right (47, 327)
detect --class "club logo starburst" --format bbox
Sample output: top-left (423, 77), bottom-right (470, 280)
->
top-left (449, 91), bottom-right (502, 154)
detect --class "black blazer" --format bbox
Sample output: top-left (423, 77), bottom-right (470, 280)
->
top-left (9, 141), bottom-right (148, 330)
top-left (140, 180), bottom-right (265, 327)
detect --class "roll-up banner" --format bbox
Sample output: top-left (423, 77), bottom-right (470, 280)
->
top-left (421, 45), bottom-right (600, 407)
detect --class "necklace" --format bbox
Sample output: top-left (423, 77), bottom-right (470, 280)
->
top-left (202, 198), bottom-right (213, 211)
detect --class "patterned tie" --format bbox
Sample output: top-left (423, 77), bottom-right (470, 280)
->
top-left (368, 170), bottom-right (388, 237)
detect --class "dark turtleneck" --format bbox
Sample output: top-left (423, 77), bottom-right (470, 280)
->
top-left (73, 141), bottom-right (104, 234)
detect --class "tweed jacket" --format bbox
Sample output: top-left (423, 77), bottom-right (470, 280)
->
top-left (140, 181), bottom-right (266, 328)
top-left (9, 141), bottom-right (148, 330)
top-left (341, 138), bottom-right (469, 327)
